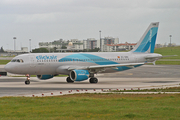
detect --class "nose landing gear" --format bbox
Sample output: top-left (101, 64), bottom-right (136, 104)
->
top-left (25, 74), bottom-right (30, 85)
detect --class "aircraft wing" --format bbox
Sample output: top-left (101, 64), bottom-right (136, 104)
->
top-left (68, 62), bottom-right (144, 71)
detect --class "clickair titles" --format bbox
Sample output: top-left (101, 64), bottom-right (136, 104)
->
top-left (36, 55), bottom-right (57, 60)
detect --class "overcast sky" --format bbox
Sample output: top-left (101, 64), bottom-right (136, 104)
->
top-left (0, 0), bottom-right (180, 51)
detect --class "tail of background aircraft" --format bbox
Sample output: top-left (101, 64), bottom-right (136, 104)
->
top-left (131, 22), bottom-right (159, 53)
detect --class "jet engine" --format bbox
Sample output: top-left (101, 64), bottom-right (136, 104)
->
top-left (70, 70), bottom-right (89, 81)
top-left (37, 75), bottom-right (54, 80)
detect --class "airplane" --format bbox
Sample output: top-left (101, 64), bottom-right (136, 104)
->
top-left (5, 22), bottom-right (163, 85)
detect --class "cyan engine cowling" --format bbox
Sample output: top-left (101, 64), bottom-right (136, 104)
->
top-left (70, 70), bottom-right (89, 81)
top-left (37, 75), bottom-right (54, 80)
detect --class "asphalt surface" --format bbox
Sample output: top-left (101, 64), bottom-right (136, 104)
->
top-left (0, 65), bottom-right (180, 97)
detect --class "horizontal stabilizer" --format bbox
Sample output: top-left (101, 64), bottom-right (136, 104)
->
top-left (160, 55), bottom-right (178, 58)
top-left (145, 55), bottom-right (177, 59)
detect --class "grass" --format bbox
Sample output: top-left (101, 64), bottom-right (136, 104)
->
top-left (147, 61), bottom-right (180, 65)
top-left (154, 46), bottom-right (180, 59)
top-left (55, 74), bottom-right (68, 77)
top-left (155, 61), bottom-right (180, 65)
top-left (146, 46), bottom-right (180, 65)
top-left (0, 94), bottom-right (180, 119)
top-left (153, 46), bottom-right (180, 65)
top-left (0, 56), bottom-right (14, 57)
top-left (0, 60), bottom-right (10, 65)
top-left (112, 87), bottom-right (180, 92)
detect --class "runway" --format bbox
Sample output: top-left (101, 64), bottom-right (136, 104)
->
top-left (0, 65), bottom-right (180, 97)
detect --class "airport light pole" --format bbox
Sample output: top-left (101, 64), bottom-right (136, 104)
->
top-left (13, 37), bottom-right (16, 52)
top-left (29, 39), bottom-right (31, 52)
top-left (99, 30), bottom-right (101, 52)
top-left (6, 44), bottom-right (9, 50)
top-left (169, 35), bottom-right (172, 51)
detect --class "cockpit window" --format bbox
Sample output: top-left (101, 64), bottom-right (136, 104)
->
top-left (11, 59), bottom-right (16, 62)
top-left (11, 59), bottom-right (24, 63)
top-left (20, 59), bottom-right (24, 63)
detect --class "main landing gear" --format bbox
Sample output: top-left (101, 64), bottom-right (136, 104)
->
top-left (89, 77), bottom-right (98, 83)
top-left (66, 77), bottom-right (74, 83)
top-left (89, 73), bottom-right (98, 83)
top-left (25, 74), bottom-right (30, 85)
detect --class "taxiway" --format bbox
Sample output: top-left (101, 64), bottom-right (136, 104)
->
top-left (0, 65), bottom-right (180, 97)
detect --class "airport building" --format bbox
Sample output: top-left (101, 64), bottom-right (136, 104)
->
top-left (38, 37), bottom-right (137, 52)
top-left (82, 37), bottom-right (119, 51)
top-left (1, 47), bottom-right (29, 56)
top-left (83, 38), bottom-right (98, 50)
top-left (39, 39), bottom-right (67, 49)
top-left (103, 42), bottom-right (137, 52)
top-left (67, 39), bottom-right (83, 50)
top-left (39, 39), bottom-right (84, 52)
top-left (5, 47), bottom-right (28, 53)
top-left (101, 37), bottom-right (119, 51)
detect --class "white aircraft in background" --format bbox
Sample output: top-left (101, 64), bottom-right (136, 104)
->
top-left (5, 22), bottom-right (164, 85)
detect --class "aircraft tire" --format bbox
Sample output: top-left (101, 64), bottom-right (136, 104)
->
top-left (66, 77), bottom-right (74, 83)
top-left (25, 80), bottom-right (30, 85)
top-left (89, 77), bottom-right (98, 83)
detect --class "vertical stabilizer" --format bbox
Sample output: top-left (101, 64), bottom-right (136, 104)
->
top-left (131, 22), bottom-right (159, 53)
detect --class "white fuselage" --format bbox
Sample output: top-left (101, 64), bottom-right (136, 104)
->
top-left (4, 52), bottom-right (161, 75)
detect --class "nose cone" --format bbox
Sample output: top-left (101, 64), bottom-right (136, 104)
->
top-left (4, 63), bottom-right (13, 73)
top-left (4, 64), bottom-right (10, 72)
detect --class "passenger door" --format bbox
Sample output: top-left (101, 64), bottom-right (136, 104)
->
top-left (29, 55), bottom-right (35, 67)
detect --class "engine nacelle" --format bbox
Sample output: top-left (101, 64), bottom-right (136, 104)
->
top-left (37, 75), bottom-right (54, 80)
top-left (70, 70), bottom-right (89, 81)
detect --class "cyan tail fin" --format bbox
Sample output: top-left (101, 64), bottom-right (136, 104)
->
top-left (131, 22), bottom-right (159, 53)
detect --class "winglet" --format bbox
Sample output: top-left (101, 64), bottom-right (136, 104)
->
top-left (131, 22), bottom-right (159, 53)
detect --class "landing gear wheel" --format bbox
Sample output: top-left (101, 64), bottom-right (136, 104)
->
top-left (89, 77), bottom-right (98, 83)
top-left (25, 80), bottom-right (30, 85)
top-left (66, 77), bottom-right (74, 83)
top-left (25, 74), bottom-right (30, 85)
